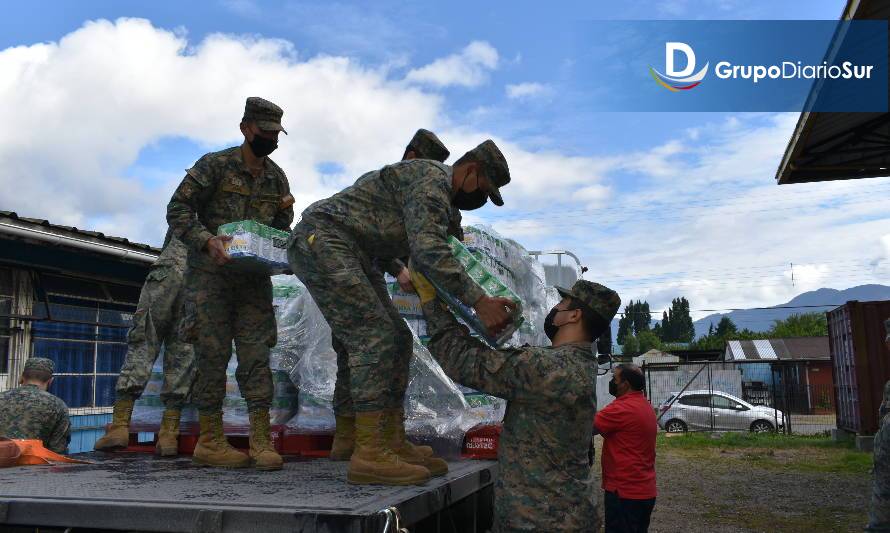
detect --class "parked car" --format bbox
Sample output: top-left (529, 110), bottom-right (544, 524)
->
top-left (658, 390), bottom-right (784, 433)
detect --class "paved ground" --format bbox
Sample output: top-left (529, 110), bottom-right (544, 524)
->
top-left (592, 435), bottom-right (872, 533)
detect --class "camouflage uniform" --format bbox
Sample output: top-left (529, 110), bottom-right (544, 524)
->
top-left (288, 153), bottom-right (504, 413)
top-left (114, 233), bottom-right (195, 409)
top-left (866, 319), bottom-right (890, 530)
top-left (0, 358), bottom-right (70, 454)
top-left (330, 129), bottom-right (457, 417)
top-left (167, 131), bottom-right (294, 414)
top-left (419, 279), bottom-right (621, 532)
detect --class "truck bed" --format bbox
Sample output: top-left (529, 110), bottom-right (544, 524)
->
top-left (0, 453), bottom-right (496, 533)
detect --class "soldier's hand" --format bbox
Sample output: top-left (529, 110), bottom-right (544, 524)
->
top-left (396, 267), bottom-right (415, 293)
top-left (205, 235), bottom-right (233, 265)
top-left (474, 295), bottom-right (517, 335)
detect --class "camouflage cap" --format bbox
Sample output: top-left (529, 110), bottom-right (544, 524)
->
top-left (555, 280), bottom-right (621, 323)
top-left (242, 97), bottom-right (287, 134)
top-left (407, 129), bottom-right (450, 162)
top-left (461, 139), bottom-right (510, 206)
top-left (24, 357), bottom-right (54, 375)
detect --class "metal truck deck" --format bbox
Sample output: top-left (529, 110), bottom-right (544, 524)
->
top-left (0, 454), bottom-right (497, 533)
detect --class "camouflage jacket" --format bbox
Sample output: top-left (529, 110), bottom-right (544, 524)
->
top-left (0, 384), bottom-right (71, 454)
top-left (422, 300), bottom-right (600, 532)
top-left (166, 146), bottom-right (294, 271)
top-left (153, 234), bottom-right (188, 272)
top-left (302, 160), bottom-right (483, 306)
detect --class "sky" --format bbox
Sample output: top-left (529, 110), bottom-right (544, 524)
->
top-left (1, 0), bottom-right (888, 322)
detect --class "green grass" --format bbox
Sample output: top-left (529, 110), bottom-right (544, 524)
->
top-left (657, 431), bottom-right (855, 450)
top-left (657, 432), bottom-right (872, 475)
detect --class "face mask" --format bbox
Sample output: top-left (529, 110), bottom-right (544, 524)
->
top-left (248, 134), bottom-right (278, 158)
top-left (608, 379), bottom-right (618, 397)
top-left (452, 171), bottom-right (488, 210)
top-left (544, 307), bottom-right (573, 341)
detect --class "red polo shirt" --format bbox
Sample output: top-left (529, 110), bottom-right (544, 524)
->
top-left (594, 390), bottom-right (657, 499)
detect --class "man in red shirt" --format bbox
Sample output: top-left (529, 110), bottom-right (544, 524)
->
top-left (594, 363), bottom-right (657, 532)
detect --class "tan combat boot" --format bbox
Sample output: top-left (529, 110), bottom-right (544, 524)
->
top-left (155, 409), bottom-right (181, 456)
top-left (329, 415), bottom-right (356, 461)
top-left (347, 411), bottom-right (431, 486)
top-left (390, 407), bottom-right (433, 457)
top-left (249, 409), bottom-right (284, 471)
top-left (94, 398), bottom-right (134, 451)
top-left (192, 412), bottom-right (251, 468)
top-left (385, 408), bottom-right (448, 477)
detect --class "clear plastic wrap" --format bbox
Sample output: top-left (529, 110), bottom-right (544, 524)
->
top-left (130, 352), bottom-right (298, 429)
top-left (276, 282), bottom-right (474, 457)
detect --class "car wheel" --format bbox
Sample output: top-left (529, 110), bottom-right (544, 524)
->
top-left (665, 419), bottom-right (687, 433)
top-left (750, 420), bottom-right (774, 433)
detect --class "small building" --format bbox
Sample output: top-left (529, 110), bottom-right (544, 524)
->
top-left (724, 337), bottom-right (834, 414)
top-left (633, 349), bottom-right (680, 367)
top-left (0, 211), bottom-right (158, 451)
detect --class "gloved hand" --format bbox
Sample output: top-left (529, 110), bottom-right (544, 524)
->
top-left (408, 267), bottom-right (437, 304)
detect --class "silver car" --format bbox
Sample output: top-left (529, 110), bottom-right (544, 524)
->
top-left (658, 390), bottom-right (785, 433)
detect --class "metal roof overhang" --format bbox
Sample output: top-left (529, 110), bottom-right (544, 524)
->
top-left (776, 0), bottom-right (890, 185)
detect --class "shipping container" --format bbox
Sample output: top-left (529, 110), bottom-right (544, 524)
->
top-left (828, 300), bottom-right (890, 434)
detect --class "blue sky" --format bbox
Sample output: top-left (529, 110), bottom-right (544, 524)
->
top-left (1, 0), bottom-right (887, 318)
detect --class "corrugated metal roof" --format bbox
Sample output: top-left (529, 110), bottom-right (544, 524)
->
top-left (0, 210), bottom-right (160, 254)
top-left (724, 337), bottom-right (830, 361)
top-left (776, 0), bottom-right (890, 185)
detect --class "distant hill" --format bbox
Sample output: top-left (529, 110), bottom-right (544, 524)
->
top-left (692, 284), bottom-right (890, 338)
top-left (608, 284), bottom-right (890, 345)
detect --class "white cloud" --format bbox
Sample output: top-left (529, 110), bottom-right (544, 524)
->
top-left (404, 41), bottom-right (498, 88)
top-left (505, 82), bottom-right (550, 100)
top-left (0, 19), bottom-right (601, 248)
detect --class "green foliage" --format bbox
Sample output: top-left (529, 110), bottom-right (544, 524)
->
top-left (636, 329), bottom-right (663, 354)
top-left (617, 300), bottom-right (652, 349)
top-left (621, 333), bottom-right (639, 356)
top-left (768, 312), bottom-right (828, 338)
top-left (657, 297), bottom-right (695, 343)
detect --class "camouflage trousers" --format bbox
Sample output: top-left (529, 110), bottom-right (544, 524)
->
top-left (182, 267), bottom-right (276, 414)
top-left (868, 415), bottom-right (890, 531)
top-left (288, 219), bottom-right (413, 415)
top-left (115, 265), bottom-right (196, 409)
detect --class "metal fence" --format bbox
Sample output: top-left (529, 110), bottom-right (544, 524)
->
top-left (643, 360), bottom-right (837, 436)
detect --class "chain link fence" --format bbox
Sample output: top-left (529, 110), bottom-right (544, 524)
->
top-left (643, 360), bottom-right (836, 435)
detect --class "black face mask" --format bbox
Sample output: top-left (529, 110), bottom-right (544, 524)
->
top-left (452, 172), bottom-right (488, 211)
top-left (544, 307), bottom-right (573, 341)
top-left (248, 134), bottom-right (278, 158)
top-left (608, 379), bottom-right (618, 397)
top-left (453, 188), bottom-right (487, 211)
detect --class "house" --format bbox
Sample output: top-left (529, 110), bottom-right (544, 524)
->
top-left (724, 337), bottom-right (834, 414)
top-left (0, 211), bottom-right (158, 450)
top-left (632, 349), bottom-right (679, 367)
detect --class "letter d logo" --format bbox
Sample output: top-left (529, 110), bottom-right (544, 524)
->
top-left (666, 42), bottom-right (695, 77)
top-left (650, 42), bottom-right (709, 92)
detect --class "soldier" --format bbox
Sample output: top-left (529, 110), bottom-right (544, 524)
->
top-left (167, 97), bottom-right (294, 470)
top-left (328, 129), bottom-right (454, 464)
top-left (94, 232), bottom-right (195, 456)
top-left (288, 139), bottom-right (513, 485)
top-left (0, 358), bottom-right (70, 454)
top-left (410, 274), bottom-right (620, 532)
top-left (866, 317), bottom-right (890, 531)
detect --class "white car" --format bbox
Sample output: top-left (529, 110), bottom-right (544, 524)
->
top-left (658, 390), bottom-right (785, 433)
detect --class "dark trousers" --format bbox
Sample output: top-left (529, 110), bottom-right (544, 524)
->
top-left (604, 490), bottom-right (655, 533)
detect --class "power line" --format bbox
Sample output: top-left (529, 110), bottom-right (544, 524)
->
top-left (619, 303), bottom-right (850, 316)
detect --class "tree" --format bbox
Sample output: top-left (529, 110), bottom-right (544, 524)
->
top-left (621, 333), bottom-right (640, 357)
top-left (769, 312), bottom-right (827, 337)
top-left (715, 316), bottom-right (738, 337)
top-left (636, 329), bottom-right (663, 354)
top-left (632, 301), bottom-right (651, 334)
top-left (658, 298), bottom-right (695, 343)
top-left (616, 301), bottom-right (633, 346)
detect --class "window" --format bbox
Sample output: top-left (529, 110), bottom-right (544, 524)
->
top-left (678, 394), bottom-right (709, 407)
top-left (0, 268), bottom-right (12, 374)
top-left (711, 395), bottom-right (747, 410)
top-left (31, 289), bottom-right (135, 409)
